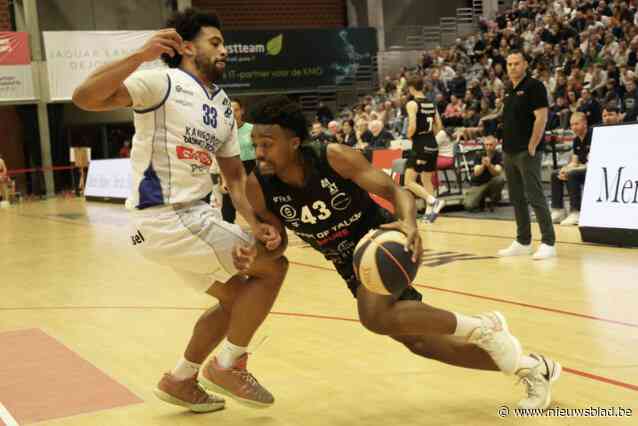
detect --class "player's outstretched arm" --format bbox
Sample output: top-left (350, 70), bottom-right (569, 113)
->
top-left (72, 29), bottom-right (183, 111)
top-left (326, 144), bottom-right (422, 261)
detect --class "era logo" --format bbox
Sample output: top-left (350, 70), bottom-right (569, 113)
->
top-left (176, 146), bottom-right (212, 166)
top-left (130, 230), bottom-right (145, 245)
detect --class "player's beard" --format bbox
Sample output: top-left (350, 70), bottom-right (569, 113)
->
top-left (195, 53), bottom-right (225, 83)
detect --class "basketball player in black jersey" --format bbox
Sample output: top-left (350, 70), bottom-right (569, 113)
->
top-left (405, 75), bottom-right (445, 222)
top-left (244, 96), bottom-right (560, 410)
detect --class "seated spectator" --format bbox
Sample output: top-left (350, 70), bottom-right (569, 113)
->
top-left (327, 120), bottom-right (342, 143)
top-left (119, 140), bottom-right (131, 158)
top-left (341, 119), bottom-right (357, 146)
top-left (550, 112), bottom-right (591, 225)
top-left (577, 88), bottom-right (602, 125)
top-left (361, 120), bottom-right (393, 149)
top-left (463, 136), bottom-right (505, 211)
top-left (553, 107), bottom-right (621, 226)
top-left (310, 121), bottom-right (335, 144)
top-left (442, 94), bottom-right (465, 127)
top-left (354, 119), bottom-right (369, 149)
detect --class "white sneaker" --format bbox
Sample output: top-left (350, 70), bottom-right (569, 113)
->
top-left (532, 243), bottom-right (556, 260)
top-left (497, 240), bottom-right (533, 257)
top-left (517, 354), bottom-right (561, 410)
top-left (560, 211), bottom-right (580, 226)
top-left (428, 198), bottom-right (446, 223)
top-left (0, 200), bottom-right (9, 208)
top-left (551, 208), bottom-right (566, 223)
top-left (468, 311), bottom-right (522, 375)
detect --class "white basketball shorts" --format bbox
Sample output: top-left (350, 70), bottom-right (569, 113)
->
top-left (129, 200), bottom-right (253, 292)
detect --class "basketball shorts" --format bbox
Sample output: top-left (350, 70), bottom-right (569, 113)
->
top-left (406, 150), bottom-right (439, 173)
top-left (334, 260), bottom-right (423, 301)
top-left (129, 200), bottom-right (253, 292)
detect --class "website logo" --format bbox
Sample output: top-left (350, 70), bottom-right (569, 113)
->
top-left (226, 34), bottom-right (283, 56)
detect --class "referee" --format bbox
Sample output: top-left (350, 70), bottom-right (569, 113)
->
top-left (498, 51), bottom-right (556, 260)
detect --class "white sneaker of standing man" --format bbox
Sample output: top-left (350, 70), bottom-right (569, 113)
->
top-left (532, 243), bottom-right (557, 260)
top-left (497, 240), bottom-right (533, 257)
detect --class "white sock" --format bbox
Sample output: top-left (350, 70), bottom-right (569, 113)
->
top-left (518, 355), bottom-right (546, 375)
top-left (452, 312), bottom-right (483, 338)
top-left (426, 195), bottom-right (437, 205)
top-left (217, 338), bottom-right (247, 369)
top-left (171, 357), bottom-right (200, 380)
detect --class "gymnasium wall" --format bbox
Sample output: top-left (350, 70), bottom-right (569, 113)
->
top-left (36, 0), bottom-right (173, 31)
top-left (382, 0), bottom-right (469, 28)
top-left (0, 0), bottom-right (11, 31)
top-left (192, 0), bottom-right (347, 29)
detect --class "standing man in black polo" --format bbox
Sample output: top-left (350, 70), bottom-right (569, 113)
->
top-left (498, 51), bottom-right (556, 260)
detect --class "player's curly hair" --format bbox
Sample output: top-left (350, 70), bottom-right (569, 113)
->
top-left (161, 8), bottom-right (222, 68)
top-left (249, 96), bottom-right (310, 141)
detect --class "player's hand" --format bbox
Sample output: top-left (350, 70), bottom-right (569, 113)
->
top-left (528, 143), bottom-right (537, 157)
top-left (380, 220), bottom-right (423, 264)
top-left (252, 223), bottom-right (282, 251)
top-left (232, 243), bottom-right (257, 272)
top-left (136, 28), bottom-right (184, 62)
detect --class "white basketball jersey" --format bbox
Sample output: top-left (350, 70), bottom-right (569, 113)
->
top-left (123, 68), bottom-right (239, 209)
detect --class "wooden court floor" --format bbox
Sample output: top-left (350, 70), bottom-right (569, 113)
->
top-left (1, 198), bottom-right (637, 425)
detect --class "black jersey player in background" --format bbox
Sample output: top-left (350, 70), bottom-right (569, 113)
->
top-left (405, 75), bottom-right (445, 222)
top-left (244, 96), bottom-right (560, 411)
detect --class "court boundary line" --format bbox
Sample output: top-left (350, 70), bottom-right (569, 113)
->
top-left (289, 261), bottom-right (638, 329)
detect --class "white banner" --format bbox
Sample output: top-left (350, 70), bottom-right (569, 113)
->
top-left (0, 64), bottom-right (35, 101)
top-left (580, 123), bottom-right (638, 230)
top-left (0, 32), bottom-right (36, 101)
top-left (43, 31), bottom-right (165, 101)
top-left (85, 158), bottom-right (132, 200)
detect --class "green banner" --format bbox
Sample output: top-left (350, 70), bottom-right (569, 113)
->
top-left (218, 28), bottom-right (378, 93)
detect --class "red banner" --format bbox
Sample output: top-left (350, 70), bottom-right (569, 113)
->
top-left (0, 32), bottom-right (31, 65)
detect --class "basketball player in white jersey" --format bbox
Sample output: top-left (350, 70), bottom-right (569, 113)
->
top-left (73, 9), bottom-right (288, 412)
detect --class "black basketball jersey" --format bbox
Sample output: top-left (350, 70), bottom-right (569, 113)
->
top-left (254, 142), bottom-right (392, 265)
top-left (413, 97), bottom-right (438, 152)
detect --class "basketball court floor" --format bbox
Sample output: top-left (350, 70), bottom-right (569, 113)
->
top-left (1, 198), bottom-right (637, 425)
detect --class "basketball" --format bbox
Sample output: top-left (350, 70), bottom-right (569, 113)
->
top-left (352, 229), bottom-right (420, 297)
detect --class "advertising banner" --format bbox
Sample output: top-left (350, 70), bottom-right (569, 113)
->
top-left (43, 31), bottom-right (164, 101)
top-left (218, 28), bottom-right (378, 92)
top-left (0, 32), bottom-right (36, 101)
top-left (42, 28), bottom-right (377, 100)
top-left (85, 158), bottom-right (132, 201)
top-left (579, 123), bottom-right (638, 246)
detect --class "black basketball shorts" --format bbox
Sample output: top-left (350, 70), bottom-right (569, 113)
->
top-left (406, 150), bottom-right (439, 173)
top-left (334, 260), bottom-right (423, 301)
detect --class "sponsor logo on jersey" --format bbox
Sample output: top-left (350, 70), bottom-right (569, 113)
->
top-left (273, 195), bottom-right (292, 203)
top-left (184, 127), bottom-right (224, 152)
top-left (321, 178), bottom-right (339, 195)
top-left (176, 145), bottom-right (213, 166)
top-left (175, 85), bottom-right (194, 96)
top-left (174, 99), bottom-right (194, 107)
top-left (280, 204), bottom-right (297, 220)
top-left (330, 192), bottom-right (352, 211)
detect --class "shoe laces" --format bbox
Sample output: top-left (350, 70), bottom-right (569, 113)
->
top-left (184, 376), bottom-right (215, 403)
top-left (516, 368), bottom-right (544, 399)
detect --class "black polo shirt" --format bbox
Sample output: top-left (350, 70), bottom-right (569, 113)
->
top-left (502, 75), bottom-right (549, 154)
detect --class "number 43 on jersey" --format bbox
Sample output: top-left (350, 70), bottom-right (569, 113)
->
top-left (300, 201), bottom-right (332, 224)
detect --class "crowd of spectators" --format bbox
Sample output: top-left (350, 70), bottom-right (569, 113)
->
top-left (312, 0), bottom-right (638, 148)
